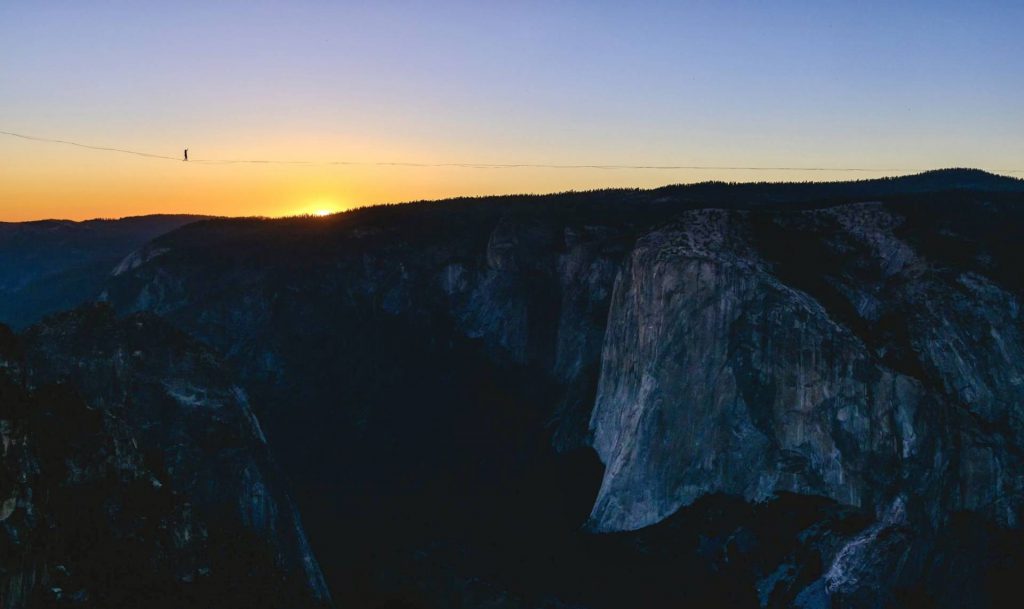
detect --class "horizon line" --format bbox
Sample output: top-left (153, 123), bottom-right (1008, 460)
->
top-left (4, 167), bottom-right (1021, 224)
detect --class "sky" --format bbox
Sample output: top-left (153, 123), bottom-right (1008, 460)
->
top-left (2, 0), bottom-right (1022, 221)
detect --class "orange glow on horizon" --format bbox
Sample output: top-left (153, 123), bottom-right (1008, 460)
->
top-left (0, 134), bottom-right (989, 222)
top-left (0, 146), bottom-right (919, 222)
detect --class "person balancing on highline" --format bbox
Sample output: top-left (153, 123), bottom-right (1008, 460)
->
top-left (183, 148), bottom-right (188, 161)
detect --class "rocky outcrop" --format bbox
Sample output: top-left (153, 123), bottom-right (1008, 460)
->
top-left (587, 202), bottom-right (1024, 605)
top-left (0, 305), bottom-right (329, 609)
top-left (589, 208), bottom-right (914, 531)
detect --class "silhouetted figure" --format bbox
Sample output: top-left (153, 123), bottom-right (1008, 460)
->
top-left (184, 148), bottom-right (188, 161)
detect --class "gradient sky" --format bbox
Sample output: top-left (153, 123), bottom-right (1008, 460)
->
top-left (2, 1), bottom-right (1022, 221)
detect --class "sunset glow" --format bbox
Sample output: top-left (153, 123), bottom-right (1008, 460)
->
top-left (2, 2), bottom-right (1022, 221)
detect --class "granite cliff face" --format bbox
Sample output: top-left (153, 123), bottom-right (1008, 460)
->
top-left (0, 306), bottom-right (329, 609)
top-left (584, 199), bottom-right (1024, 606)
top-left (589, 204), bottom-right (1024, 535)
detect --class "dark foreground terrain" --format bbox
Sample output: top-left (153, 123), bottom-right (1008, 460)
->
top-left (3, 169), bottom-right (1024, 608)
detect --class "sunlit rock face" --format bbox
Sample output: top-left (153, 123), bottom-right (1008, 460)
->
top-left (589, 208), bottom-right (909, 531)
top-left (595, 212), bottom-right (821, 527)
top-left (0, 305), bottom-right (329, 609)
top-left (589, 204), bottom-right (1024, 536)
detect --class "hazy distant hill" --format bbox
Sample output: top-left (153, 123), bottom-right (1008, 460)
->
top-left (0, 214), bottom-right (206, 328)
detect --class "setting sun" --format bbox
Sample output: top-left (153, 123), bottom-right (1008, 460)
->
top-left (288, 197), bottom-right (344, 218)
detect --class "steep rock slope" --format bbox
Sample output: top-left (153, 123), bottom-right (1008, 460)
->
top-left (0, 306), bottom-right (329, 609)
top-left (589, 204), bottom-right (1024, 533)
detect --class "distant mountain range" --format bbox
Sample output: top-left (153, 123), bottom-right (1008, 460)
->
top-left (0, 215), bottom-right (206, 328)
top-left (3, 169), bottom-right (1024, 608)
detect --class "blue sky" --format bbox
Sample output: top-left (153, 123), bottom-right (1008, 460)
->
top-left (2, 1), bottom-right (1022, 219)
